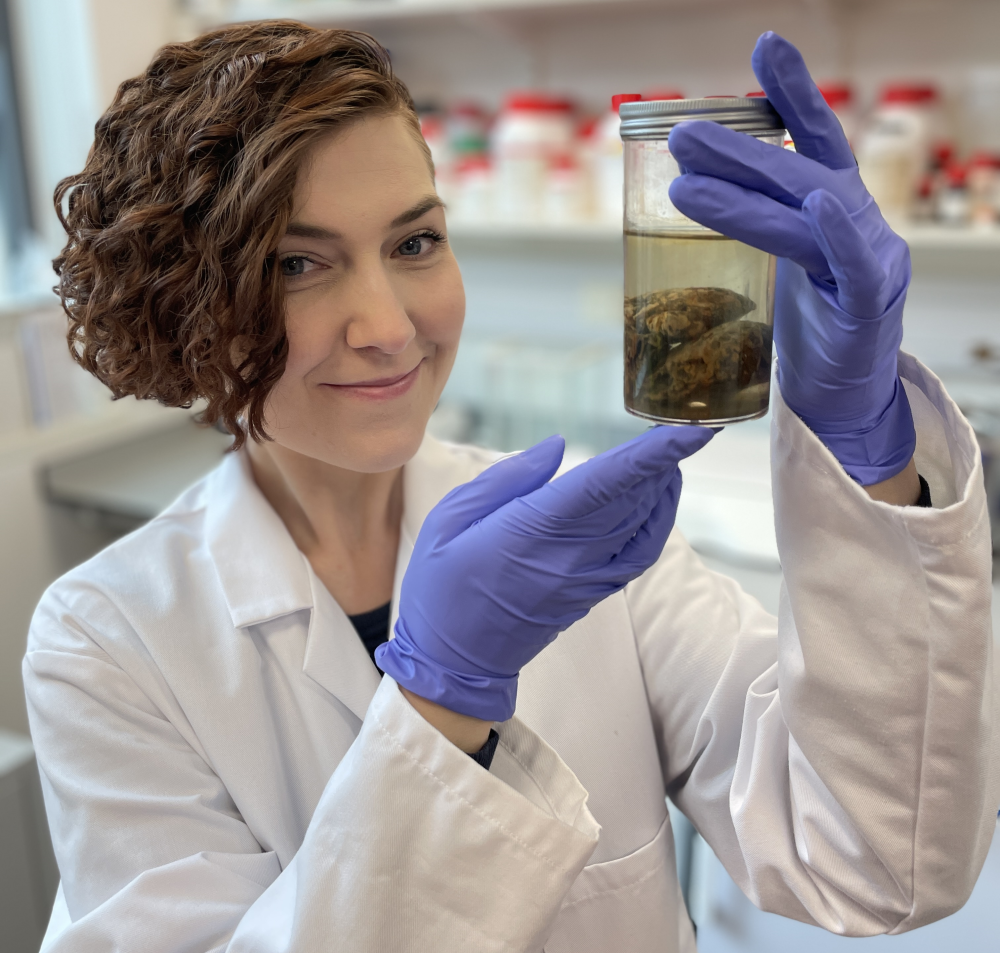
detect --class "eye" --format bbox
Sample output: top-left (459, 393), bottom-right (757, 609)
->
top-left (279, 255), bottom-right (318, 278)
top-left (395, 230), bottom-right (444, 258)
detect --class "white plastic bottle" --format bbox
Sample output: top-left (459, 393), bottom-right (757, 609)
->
top-left (491, 93), bottom-right (574, 222)
top-left (591, 93), bottom-right (641, 223)
top-left (856, 84), bottom-right (939, 224)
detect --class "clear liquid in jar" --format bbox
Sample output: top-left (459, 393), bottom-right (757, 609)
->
top-left (624, 231), bottom-right (776, 424)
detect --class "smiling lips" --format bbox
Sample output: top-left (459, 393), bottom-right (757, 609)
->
top-left (324, 361), bottom-right (423, 400)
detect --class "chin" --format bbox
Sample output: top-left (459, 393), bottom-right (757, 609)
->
top-left (327, 416), bottom-right (430, 473)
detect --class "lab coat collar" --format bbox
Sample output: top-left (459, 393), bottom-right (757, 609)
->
top-left (203, 450), bottom-right (381, 723)
top-left (302, 563), bottom-right (383, 723)
top-left (203, 450), bottom-right (314, 629)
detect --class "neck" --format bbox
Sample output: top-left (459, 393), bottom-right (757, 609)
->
top-left (247, 440), bottom-right (404, 615)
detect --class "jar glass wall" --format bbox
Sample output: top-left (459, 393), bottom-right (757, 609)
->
top-left (620, 98), bottom-right (785, 425)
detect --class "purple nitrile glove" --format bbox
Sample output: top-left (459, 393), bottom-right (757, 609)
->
top-left (377, 426), bottom-right (714, 721)
top-left (666, 31), bottom-right (915, 486)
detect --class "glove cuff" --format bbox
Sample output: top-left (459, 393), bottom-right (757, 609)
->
top-left (376, 618), bottom-right (516, 722)
top-left (798, 375), bottom-right (916, 486)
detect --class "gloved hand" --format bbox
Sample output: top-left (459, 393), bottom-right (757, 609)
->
top-left (666, 31), bottom-right (915, 486)
top-left (376, 426), bottom-right (713, 721)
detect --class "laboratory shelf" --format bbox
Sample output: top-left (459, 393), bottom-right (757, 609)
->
top-left (448, 219), bottom-right (621, 242)
top-left (898, 224), bottom-right (1000, 250)
top-left (215, 0), bottom-right (710, 29)
top-left (213, 0), bottom-right (962, 28)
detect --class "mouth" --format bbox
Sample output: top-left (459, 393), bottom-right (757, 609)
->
top-left (322, 361), bottom-right (424, 401)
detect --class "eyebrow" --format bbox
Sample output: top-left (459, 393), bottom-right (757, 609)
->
top-left (283, 194), bottom-right (445, 242)
top-left (391, 194), bottom-right (445, 228)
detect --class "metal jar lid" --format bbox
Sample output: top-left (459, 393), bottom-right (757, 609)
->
top-left (619, 97), bottom-right (783, 140)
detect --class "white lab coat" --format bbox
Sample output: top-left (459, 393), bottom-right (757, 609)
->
top-left (24, 352), bottom-right (999, 953)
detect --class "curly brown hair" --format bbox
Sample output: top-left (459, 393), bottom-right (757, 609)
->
top-left (54, 21), bottom-right (428, 448)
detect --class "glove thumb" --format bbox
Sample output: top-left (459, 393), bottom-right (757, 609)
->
top-left (424, 434), bottom-right (566, 542)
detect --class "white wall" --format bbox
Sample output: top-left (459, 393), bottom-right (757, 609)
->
top-left (86, 0), bottom-right (183, 111)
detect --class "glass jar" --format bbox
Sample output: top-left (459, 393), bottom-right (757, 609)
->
top-left (619, 97), bottom-right (785, 425)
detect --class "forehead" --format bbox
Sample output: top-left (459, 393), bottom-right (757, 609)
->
top-left (291, 114), bottom-right (435, 224)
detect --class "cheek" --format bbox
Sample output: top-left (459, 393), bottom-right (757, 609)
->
top-left (281, 297), bottom-right (338, 377)
top-left (414, 259), bottom-right (465, 348)
top-left (263, 300), bottom-right (337, 424)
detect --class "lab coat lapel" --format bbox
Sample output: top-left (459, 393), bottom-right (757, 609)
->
top-left (302, 565), bottom-right (383, 724)
top-left (302, 433), bottom-right (500, 720)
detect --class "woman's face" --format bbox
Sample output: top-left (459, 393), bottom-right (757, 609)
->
top-left (262, 113), bottom-right (465, 472)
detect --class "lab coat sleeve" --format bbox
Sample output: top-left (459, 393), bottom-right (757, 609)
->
top-left (625, 352), bottom-right (999, 936)
top-left (24, 592), bottom-right (599, 953)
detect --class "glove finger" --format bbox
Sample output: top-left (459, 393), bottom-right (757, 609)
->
top-left (669, 173), bottom-right (832, 278)
top-left (428, 434), bottom-right (565, 542)
top-left (668, 120), bottom-right (847, 209)
top-left (560, 467), bottom-right (679, 550)
top-left (515, 461), bottom-right (675, 551)
top-left (537, 425), bottom-right (712, 522)
top-left (751, 31), bottom-right (857, 171)
top-left (605, 469), bottom-right (684, 583)
top-left (801, 189), bottom-right (890, 319)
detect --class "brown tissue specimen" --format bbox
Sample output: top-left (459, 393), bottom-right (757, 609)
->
top-left (625, 287), bottom-right (756, 342)
top-left (625, 286), bottom-right (771, 410)
top-left (650, 320), bottom-right (772, 402)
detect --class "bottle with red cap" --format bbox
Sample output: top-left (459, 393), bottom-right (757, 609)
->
top-left (590, 92), bottom-right (684, 223)
top-left (590, 93), bottom-right (641, 222)
top-left (856, 83), bottom-right (941, 224)
top-left (967, 152), bottom-right (999, 228)
top-left (491, 92), bottom-right (575, 222)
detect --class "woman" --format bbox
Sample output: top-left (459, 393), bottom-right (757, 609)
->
top-left (25, 21), bottom-right (996, 953)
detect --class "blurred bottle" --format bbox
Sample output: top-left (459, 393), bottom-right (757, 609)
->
top-left (913, 141), bottom-right (956, 221)
top-left (967, 68), bottom-right (1000, 157)
top-left (544, 153), bottom-right (588, 223)
top-left (419, 108), bottom-right (453, 201)
top-left (968, 152), bottom-right (1000, 228)
top-left (640, 88), bottom-right (686, 104)
top-left (936, 161), bottom-right (970, 226)
top-left (418, 108), bottom-right (449, 170)
top-left (856, 84), bottom-right (940, 224)
top-left (447, 101), bottom-right (490, 160)
top-left (591, 93), bottom-right (641, 222)
top-left (452, 155), bottom-right (495, 223)
top-left (492, 93), bottom-right (575, 221)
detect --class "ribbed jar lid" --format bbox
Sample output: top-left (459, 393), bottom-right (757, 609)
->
top-left (619, 97), bottom-right (783, 139)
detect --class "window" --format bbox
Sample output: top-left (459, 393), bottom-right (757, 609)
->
top-left (0, 0), bottom-right (34, 300)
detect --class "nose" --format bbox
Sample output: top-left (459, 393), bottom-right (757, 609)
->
top-left (343, 261), bottom-right (415, 355)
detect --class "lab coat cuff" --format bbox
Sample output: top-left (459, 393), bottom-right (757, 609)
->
top-left (772, 350), bottom-right (987, 536)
